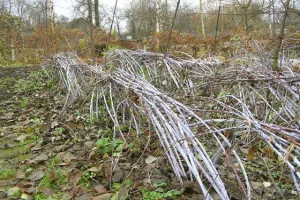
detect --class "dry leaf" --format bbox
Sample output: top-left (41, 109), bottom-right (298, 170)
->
top-left (247, 146), bottom-right (256, 161)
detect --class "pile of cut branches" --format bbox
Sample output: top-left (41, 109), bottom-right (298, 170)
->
top-left (43, 49), bottom-right (300, 199)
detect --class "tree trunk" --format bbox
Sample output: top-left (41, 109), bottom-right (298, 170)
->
top-left (215, 4), bottom-right (221, 41)
top-left (88, 0), bottom-right (95, 63)
top-left (11, 39), bottom-right (15, 62)
top-left (272, 0), bottom-right (290, 70)
top-left (94, 0), bottom-right (100, 27)
top-left (200, 0), bottom-right (205, 39)
top-left (155, 0), bottom-right (162, 33)
top-left (48, 0), bottom-right (55, 54)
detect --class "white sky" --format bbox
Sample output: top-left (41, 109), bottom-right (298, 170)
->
top-left (53, 0), bottom-right (199, 19)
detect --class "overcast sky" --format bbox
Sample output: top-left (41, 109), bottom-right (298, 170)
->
top-left (53, 0), bottom-right (199, 19)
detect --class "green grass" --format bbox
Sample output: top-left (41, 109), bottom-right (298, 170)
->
top-left (0, 169), bottom-right (16, 180)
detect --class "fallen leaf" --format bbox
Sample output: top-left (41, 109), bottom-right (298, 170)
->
top-left (7, 187), bottom-right (20, 196)
top-left (27, 170), bottom-right (45, 181)
top-left (16, 171), bottom-right (26, 179)
top-left (51, 121), bottom-right (59, 129)
top-left (247, 146), bottom-right (256, 161)
top-left (94, 185), bottom-right (107, 195)
top-left (17, 181), bottom-right (35, 194)
top-left (0, 112), bottom-right (14, 120)
top-left (263, 182), bottom-right (271, 188)
top-left (21, 193), bottom-right (30, 199)
top-left (0, 180), bottom-right (14, 187)
top-left (92, 193), bottom-right (113, 200)
top-left (68, 170), bottom-right (83, 186)
top-left (63, 152), bottom-right (78, 163)
top-left (145, 155), bottom-right (158, 164)
top-left (15, 135), bottom-right (28, 142)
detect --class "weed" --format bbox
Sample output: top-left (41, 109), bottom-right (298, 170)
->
top-left (39, 157), bottom-right (66, 189)
top-left (33, 193), bottom-right (47, 200)
top-left (80, 171), bottom-right (97, 187)
top-left (140, 183), bottom-right (181, 200)
top-left (95, 137), bottom-right (124, 157)
top-left (0, 169), bottom-right (16, 180)
top-left (18, 97), bottom-right (29, 109)
top-left (39, 170), bottom-right (67, 189)
top-left (54, 127), bottom-right (65, 135)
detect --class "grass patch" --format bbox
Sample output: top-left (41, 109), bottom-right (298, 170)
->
top-left (0, 169), bottom-right (16, 180)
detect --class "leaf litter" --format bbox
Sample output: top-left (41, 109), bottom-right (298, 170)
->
top-left (0, 47), bottom-right (299, 199)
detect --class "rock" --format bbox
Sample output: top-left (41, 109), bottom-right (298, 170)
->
top-left (7, 187), bottom-right (20, 196)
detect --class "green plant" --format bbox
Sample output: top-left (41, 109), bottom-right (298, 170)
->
top-left (80, 171), bottom-right (96, 187)
top-left (0, 169), bottom-right (16, 180)
top-left (54, 127), bottom-right (65, 135)
top-left (39, 158), bottom-right (66, 189)
top-left (34, 193), bottom-right (48, 200)
top-left (95, 137), bottom-right (124, 157)
top-left (39, 169), bottom-right (66, 189)
top-left (140, 183), bottom-right (181, 200)
top-left (18, 97), bottom-right (29, 109)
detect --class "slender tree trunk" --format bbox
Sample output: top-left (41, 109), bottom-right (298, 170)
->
top-left (273, 0), bottom-right (290, 70)
top-left (215, 4), bottom-right (221, 41)
top-left (244, 8), bottom-right (249, 35)
top-left (200, 0), bottom-right (205, 39)
top-left (272, 0), bottom-right (276, 37)
top-left (94, 0), bottom-right (100, 27)
top-left (107, 0), bottom-right (118, 47)
top-left (88, 0), bottom-right (95, 63)
top-left (155, 0), bottom-right (162, 33)
top-left (155, 0), bottom-right (162, 51)
top-left (268, 0), bottom-right (273, 38)
top-left (48, 0), bottom-right (55, 54)
top-left (11, 39), bottom-right (15, 62)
